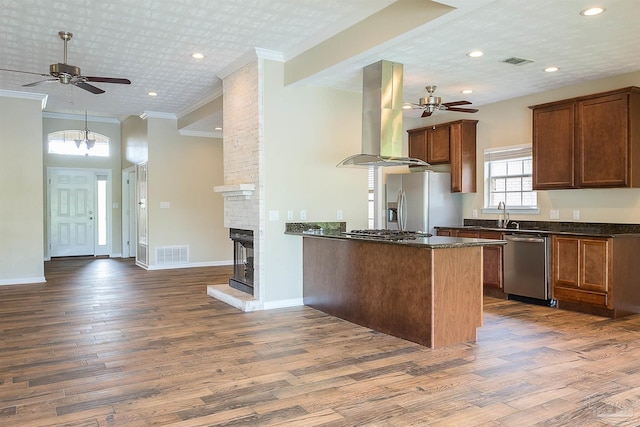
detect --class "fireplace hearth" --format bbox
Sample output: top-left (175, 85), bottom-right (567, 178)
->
top-left (229, 228), bottom-right (254, 295)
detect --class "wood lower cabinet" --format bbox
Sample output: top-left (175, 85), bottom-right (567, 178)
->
top-left (408, 120), bottom-right (477, 193)
top-left (550, 234), bottom-right (640, 318)
top-left (436, 228), bottom-right (503, 290)
top-left (530, 87), bottom-right (640, 190)
top-left (479, 231), bottom-right (503, 289)
top-left (551, 235), bottom-right (611, 308)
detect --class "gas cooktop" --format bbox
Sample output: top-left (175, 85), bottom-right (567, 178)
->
top-left (342, 229), bottom-right (432, 241)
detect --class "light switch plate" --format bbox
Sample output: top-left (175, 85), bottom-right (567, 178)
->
top-left (337, 210), bottom-right (343, 220)
top-left (472, 209), bottom-right (478, 218)
top-left (269, 210), bottom-right (279, 221)
top-left (573, 210), bottom-right (580, 220)
top-left (160, 202), bottom-right (170, 209)
top-left (550, 209), bottom-right (559, 220)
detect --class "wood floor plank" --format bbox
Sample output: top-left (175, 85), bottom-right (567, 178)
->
top-left (1, 258), bottom-right (640, 425)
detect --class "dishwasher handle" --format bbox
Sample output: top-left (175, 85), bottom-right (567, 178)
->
top-left (505, 234), bottom-right (546, 243)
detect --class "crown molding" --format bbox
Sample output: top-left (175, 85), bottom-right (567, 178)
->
top-left (43, 111), bottom-right (121, 124)
top-left (140, 111), bottom-right (177, 120)
top-left (255, 48), bottom-right (284, 62)
top-left (177, 86), bottom-right (224, 118)
top-left (178, 129), bottom-right (222, 139)
top-left (217, 47), bottom-right (284, 80)
top-left (0, 90), bottom-right (48, 109)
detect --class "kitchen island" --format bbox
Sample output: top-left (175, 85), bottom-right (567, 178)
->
top-left (289, 228), bottom-right (505, 348)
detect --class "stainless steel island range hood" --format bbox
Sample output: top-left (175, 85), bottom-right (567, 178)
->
top-left (337, 60), bottom-right (429, 168)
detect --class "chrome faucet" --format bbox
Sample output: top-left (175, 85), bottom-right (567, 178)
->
top-left (498, 201), bottom-right (510, 228)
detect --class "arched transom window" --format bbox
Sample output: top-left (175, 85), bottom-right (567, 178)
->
top-left (48, 130), bottom-right (110, 157)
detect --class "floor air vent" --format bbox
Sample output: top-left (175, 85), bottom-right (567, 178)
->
top-left (156, 246), bottom-right (189, 265)
top-left (502, 57), bottom-right (534, 66)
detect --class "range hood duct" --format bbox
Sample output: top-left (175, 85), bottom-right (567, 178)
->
top-left (337, 60), bottom-right (429, 168)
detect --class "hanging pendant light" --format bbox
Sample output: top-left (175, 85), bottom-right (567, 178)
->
top-left (74, 111), bottom-right (96, 150)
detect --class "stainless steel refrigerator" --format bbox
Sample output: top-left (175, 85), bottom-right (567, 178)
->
top-left (385, 171), bottom-right (462, 234)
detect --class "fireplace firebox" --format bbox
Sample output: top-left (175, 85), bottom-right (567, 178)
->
top-left (229, 228), bottom-right (254, 295)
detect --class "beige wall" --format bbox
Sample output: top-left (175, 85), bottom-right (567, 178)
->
top-left (262, 60), bottom-right (366, 303)
top-left (143, 116), bottom-right (231, 266)
top-left (406, 70), bottom-right (640, 225)
top-left (0, 94), bottom-right (45, 284)
top-left (43, 116), bottom-right (123, 256)
top-left (121, 115), bottom-right (148, 167)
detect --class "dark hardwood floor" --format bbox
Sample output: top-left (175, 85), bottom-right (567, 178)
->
top-left (1, 258), bottom-right (640, 426)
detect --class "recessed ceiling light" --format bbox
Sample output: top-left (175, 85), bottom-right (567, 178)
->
top-left (544, 67), bottom-right (559, 73)
top-left (148, 91), bottom-right (158, 96)
top-left (467, 50), bottom-right (484, 58)
top-left (192, 52), bottom-right (205, 59)
top-left (461, 89), bottom-right (473, 94)
top-left (214, 127), bottom-right (222, 131)
top-left (580, 7), bottom-right (605, 16)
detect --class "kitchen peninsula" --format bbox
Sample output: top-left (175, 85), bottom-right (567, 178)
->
top-left (287, 224), bottom-right (505, 348)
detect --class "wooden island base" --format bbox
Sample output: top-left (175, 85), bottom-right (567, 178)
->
top-left (303, 237), bottom-right (483, 348)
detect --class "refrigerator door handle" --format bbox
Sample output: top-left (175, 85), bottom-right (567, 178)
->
top-left (398, 190), bottom-right (407, 231)
top-left (396, 191), bottom-right (402, 231)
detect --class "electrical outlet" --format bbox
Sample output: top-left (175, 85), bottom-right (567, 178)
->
top-left (472, 209), bottom-right (478, 218)
top-left (573, 210), bottom-right (580, 220)
top-left (268, 210), bottom-right (279, 221)
top-left (337, 210), bottom-right (343, 220)
top-left (550, 209), bottom-right (559, 220)
top-left (300, 210), bottom-right (307, 220)
top-left (287, 210), bottom-right (294, 220)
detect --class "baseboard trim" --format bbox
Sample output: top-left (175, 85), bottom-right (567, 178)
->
top-left (146, 260), bottom-right (233, 270)
top-left (0, 276), bottom-right (46, 286)
top-left (263, 298), bottom-right (304, 310)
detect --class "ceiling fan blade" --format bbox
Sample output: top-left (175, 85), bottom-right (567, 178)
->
top-left (0, 68), bottom-right (50, 77)
top-left (74, 81), bottom-right (105, 94)
top-left (442, 100), bottom-right (472, 107)
top-left (446, 107), bottom-right (479, 113)
top-left (421, 110), bottom-right (433, 118)
top-left (84, 76), bottom-right (131, 84)
top-left (22, 79), bottom-right (58, 87)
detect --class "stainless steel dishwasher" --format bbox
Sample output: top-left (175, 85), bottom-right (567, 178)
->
top-left (503, 233), bottom-right (550, 301)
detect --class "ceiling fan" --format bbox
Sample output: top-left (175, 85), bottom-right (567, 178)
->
top-left (408, 85), bottom-right (478, 117)
top-left (0, 31), bottom-right (131, 94)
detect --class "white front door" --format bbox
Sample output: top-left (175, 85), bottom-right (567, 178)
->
top-left (50, 169), bottom-right (96, 257)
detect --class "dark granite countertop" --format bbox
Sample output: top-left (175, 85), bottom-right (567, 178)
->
top-left (435, 220), bottom-right (640, 238)
top-left (285, 228), bottom-right (506, 249)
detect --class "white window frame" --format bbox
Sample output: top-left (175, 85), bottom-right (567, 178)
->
top-left (482, 144), bottom-right (540, 215)
top-left (48, 130), bottom-right (110, 157)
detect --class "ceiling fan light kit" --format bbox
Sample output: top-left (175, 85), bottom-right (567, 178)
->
top-left (410, 85), bottom-right (479, 117)
top-left (0, 30), bottom-right (131, 94)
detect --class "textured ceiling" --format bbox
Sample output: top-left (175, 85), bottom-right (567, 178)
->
top-left (0, 0), bottom-right (638, 132)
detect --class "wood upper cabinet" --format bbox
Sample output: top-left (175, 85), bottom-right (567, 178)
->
top-left (551, 235), bottom-right (611, 308)
top-left (408, 125), bottom-right (450, 164)
top-left (532, 102), bottom-right (576, 189)
top-left (408, 119), bottom-right (477, 193)
top-left (530, 87), bottom-right (640, 190)
top-left (577, 93), bottom-right (630, 187)
top-left (408, 129), bottom-right (428, 165)
top-left (450, 121), bottom-right (477, 193)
